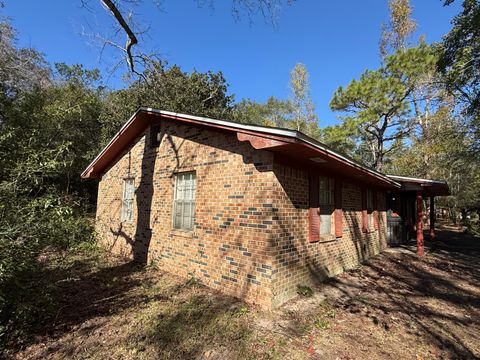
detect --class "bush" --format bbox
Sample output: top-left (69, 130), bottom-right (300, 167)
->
top-left (0, 192), bottom-right (94, 348)
top-left (466, 221), bottom-right (480, 236)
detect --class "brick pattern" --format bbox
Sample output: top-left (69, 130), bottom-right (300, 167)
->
top-left (95, 119), bottom-right (388, 308)
top-left (96, 120), bottom-right (276, 307)
top-left (269, 165), bottom-right (387, 307)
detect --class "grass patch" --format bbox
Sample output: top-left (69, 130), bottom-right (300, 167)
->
top-left (126, 293), bottom-right (253, 359)
top-left (314, 319), bottom-right (331, 330)
top-left (232, 306), bottom-right (250, 317)
top-left (296, 285), bottom-right (313, 297)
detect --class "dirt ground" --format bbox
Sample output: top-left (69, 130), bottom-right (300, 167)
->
top-left (9, 227), bottom-right (480, 360)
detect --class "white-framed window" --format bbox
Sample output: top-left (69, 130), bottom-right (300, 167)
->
top-left (121, 178), bottom-right (135, 222)
top-left (319, 176), bottom-right (334, 235)
top-left (173, 172), bottom-right (196, 231)
top-left (366, 188), bottom-right (374, 230)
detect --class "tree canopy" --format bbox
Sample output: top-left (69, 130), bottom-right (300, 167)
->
top-left (439, 0), bottom-right (480, 153)
top-left (330, 45), bottom-right (438, 171)
top-left (0, 18), bottom-right (237, 346)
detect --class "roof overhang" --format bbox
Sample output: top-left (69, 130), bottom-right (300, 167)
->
top-left (386, 175), bottom-right (450, 197)
top-left (81, 107), bottom-right (401, 189)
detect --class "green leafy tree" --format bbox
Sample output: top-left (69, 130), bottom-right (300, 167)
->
top-left (439, 0), bottom-right (480, 152)
top-left (233, 97), bottom-right (293, 127)
top-left (330, 45), bottom-right (437, 171)
top-left (387, 106), bottom-right (480, 221)
top-left (0, 26), bottom-right (100, 344)
top-left (100, 60), bottom-right (234, 144)
top-left (320, 122), bottom-right (358, 156)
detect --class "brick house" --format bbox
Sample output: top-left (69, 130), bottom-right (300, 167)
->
top-left (81, 108), bottom-right (448, 308)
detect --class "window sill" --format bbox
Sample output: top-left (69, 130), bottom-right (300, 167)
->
top-left (170, 229), bottom-right (195, 238)
top-left (318, 235), bottom-right (337, 243)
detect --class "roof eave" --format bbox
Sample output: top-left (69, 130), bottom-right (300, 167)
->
top-left (141, 108), bottom-right (400, 188)
top-left (80, 108), bottom-right (144, 179)
top-left (81, 108), bottom-right (401, 188)
top-left (386, 174), bottom-right (450, 196)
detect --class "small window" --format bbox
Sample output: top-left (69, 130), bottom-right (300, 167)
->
top-left (121, 178), bottom-right (135, 222)
top-left (366, 189), bottom-right (374, 230)
top-left (149, 124), bottom-right (161, 148)
top-left (319, 176), bottom-right (334, 235)
top-left (173, 172), bottom-right (196, 231)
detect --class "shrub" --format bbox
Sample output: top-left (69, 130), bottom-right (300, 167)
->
top-left (0, 192), bottom-right (94, 348)
top-left (466, 221), bottom-right (480, 236)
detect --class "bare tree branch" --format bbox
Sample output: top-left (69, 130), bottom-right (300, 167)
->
top-left (85, 0), bottom-right (293, 78)
top-left (100, 0), bottom-right (139, 74)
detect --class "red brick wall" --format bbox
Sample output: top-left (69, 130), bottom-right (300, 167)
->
top-left (96, 120), bottom-right (277, 307)
top-left (269, 164), bottom-right (387, 307)
top-left (95, 120), bottom-right (388, 308)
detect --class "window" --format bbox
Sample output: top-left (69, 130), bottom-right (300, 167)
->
top-left (173, 172), bottom-right (196, 231)
top-left (121, 178), bottom-right (135, 222)
top-left (366, 188), bottom-right (374, 230)
top-left (319, 176), bottom-right (334, 235)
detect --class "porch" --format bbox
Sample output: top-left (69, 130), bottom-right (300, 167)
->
top-left (386, 175), bottom-right (450, 256)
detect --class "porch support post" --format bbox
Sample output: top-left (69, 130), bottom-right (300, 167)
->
top-left (429, 196), bottom-right (435, 240)
top-left (416, 191), bottom-right (424, 256)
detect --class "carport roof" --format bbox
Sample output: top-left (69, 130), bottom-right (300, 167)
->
top-left (386, 175), bottom-right (450, 196)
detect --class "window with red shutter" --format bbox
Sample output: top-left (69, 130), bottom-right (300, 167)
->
top-left (373, 191), bottom-right (379, 230)
top-left (319, 176), bottom-right (334, 236)
top-left (366, 188), bottom-right (374, 231)
top-left (334, 179), bottom-right (343, 238)
top-left (361, 188), bottom-right (368, 233)
top-left (308, 174), bottom-right (320, 242)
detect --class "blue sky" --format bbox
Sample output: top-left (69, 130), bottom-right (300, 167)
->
top-left (2, 0), bottom-right (461, 126)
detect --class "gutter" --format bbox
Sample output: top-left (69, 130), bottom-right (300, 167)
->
top-left (143, 108), bottom-right (401, 188)
top-left (386, 174), bottom-right (448, 185)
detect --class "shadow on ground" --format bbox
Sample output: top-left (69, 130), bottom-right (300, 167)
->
top-left (11, 249), bottom-right (250, 360)
top-left (313, 227), bottom-right (480, 359)
top-left (10, 227), bottom-right (480, 360)
top-left (21, 254), bottom-right (152, 343)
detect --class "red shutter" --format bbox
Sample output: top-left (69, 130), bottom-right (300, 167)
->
top-left (308, 173), bottom-right (320, 242)
top-left (373, 190), bottom-right (379, 230)
top-left (361, 187), bottom-right (368, 233)
top-left (334, 179), bottom-right (343, 238)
